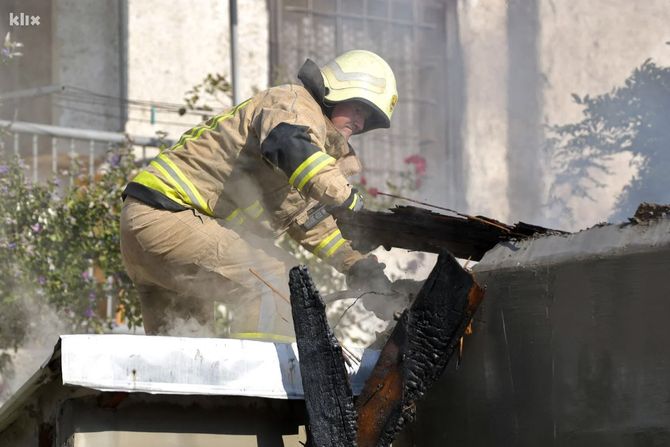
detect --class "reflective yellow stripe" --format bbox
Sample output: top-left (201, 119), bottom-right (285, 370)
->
top-left (288, 152), bottom-right (335, 191)
top-left (243, 200), bottom-right (264, 219)
top-left (298, 156), bottom-right (335, 190)
top-left (148, 160), bottom-right (193, 207)
top-left (325, 237), bottom-right (346, 257)
top-left (314, 229), bottom-right (339, 255)
top-left (172, 126), bottom-right (200, 151)
top-left (225, 208), bottom-right (245, 225)
top-left (348, 193), bottom-right (359, 210)
top-left (313, 229), bottom-right (346, 258)
top-left (289, 152), bottom-right (323, 186)
top-left (131, 170), bottom-right (190, 208)
top-left (133, 100), bottom-right (251, 216)
top-left (225, 200), bottom-right (264, 225)
top-left (150, 158), bottom-right (199, 212)
top-left (229, 332), bottom-right (296, 343)
top-left (156, 154), bottom-right (214, 216)
top-left (171, 99), bottom-right (251, 151)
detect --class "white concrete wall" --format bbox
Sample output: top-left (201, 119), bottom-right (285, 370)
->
top-left (50, 0), bottom-right (268, 143)
top-left (52, 0), bottom-right (122, 131)
top-left (458, 1), bottom-right (510, 220)
top-left (457, 0), bottom-right (670, 230)
top-left (539, 1), bottom-right (670, 229)
top-left (124, 0), bottom-right (269, 140)
top-left (49, 0), bottom-right (670, 229)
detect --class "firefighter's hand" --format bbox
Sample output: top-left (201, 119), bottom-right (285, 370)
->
top-left (346, 256), bottom-right (392, 293)
top-left (327, 188), bottom-right (364, 214)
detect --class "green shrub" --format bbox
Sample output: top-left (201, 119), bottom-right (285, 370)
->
top-left (0, 146), bottom-right (142, 371)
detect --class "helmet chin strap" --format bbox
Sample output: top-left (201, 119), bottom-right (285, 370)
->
top-left (323, 102), bottom-right (335, 119)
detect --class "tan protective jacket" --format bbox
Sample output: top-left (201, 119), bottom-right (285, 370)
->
top-left (125, 84), bottom-right (365, 272)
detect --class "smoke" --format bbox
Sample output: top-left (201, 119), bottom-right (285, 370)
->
top-left (136, 228), bottom-right (299, 339)
top-left (138, 229), bottom-right (426, 348)
top-left (326, 248), bottom-right (436, 349)
top-left (0, 295), bottom-right (67, 406)
top-left (159, 313), bottom-right (217, 338)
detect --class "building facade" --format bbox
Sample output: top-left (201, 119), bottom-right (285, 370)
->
top-left (2, 0), bottom-right (669, 228)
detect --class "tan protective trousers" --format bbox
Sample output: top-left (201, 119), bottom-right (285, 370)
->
top-left (120, 197), bottom-right (296, 338)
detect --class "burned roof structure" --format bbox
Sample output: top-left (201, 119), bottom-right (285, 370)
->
top-left (289, 251), bottom-right (484, 447)
top-left (332, 204), bottom-right (670, 446)
top-left (393, 207), bottom-right (670, 446)
top-left (335, 205), bottom-right (563, 260)
top-left (2, 204), bottom-right (668, 446)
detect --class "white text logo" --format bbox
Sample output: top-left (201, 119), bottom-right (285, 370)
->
top-left (9, 13), bottom-right (41, 27)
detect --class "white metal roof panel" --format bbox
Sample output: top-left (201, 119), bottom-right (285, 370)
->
top-left (60, 334), bottom-right (379, 399)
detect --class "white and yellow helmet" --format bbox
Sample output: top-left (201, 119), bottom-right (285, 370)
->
top-left (320, 50), bottom-right (398, 132)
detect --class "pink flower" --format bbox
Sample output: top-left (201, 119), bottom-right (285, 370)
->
top-left (404, 154), bottom-right (427, 176)
top-left (359, 176), bottom-right (367, 186)
top-left (367, 187), bottom-right (379, 197)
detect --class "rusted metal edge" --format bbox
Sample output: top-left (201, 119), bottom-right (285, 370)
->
top-left (289, 266), bottom-right (358, 447)
top-left (356, 250), bottom-right (485, 447)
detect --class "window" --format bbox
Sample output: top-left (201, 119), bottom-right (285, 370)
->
top-left (270, 0), bottom-right (449, 191)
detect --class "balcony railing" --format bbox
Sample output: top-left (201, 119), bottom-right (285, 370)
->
top-left (0, 119), bottom-right (173, 182)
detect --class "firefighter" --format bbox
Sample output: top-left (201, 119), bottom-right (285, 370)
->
top-left (120, 49), bottom-right (398, 339)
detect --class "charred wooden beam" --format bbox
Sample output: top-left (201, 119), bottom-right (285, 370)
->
top-left (289, 266), bottom-right (357, 447)
top-left (632, 202), bottom-right (670, 222)
top-left (335, 205), bottom-right (564, 260)
top-left (291, 251), bottom-right (485, 447)
top-left (356, 250), bottom-right (485, 447)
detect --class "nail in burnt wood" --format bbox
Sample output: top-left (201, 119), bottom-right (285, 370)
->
top-left (289, 265), bottom-right (357, 447)
top-left (355, 251), bottom-right (485, 447)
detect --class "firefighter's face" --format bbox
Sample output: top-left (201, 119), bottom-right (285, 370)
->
top-left (330, 101), bottom-right (372, 141)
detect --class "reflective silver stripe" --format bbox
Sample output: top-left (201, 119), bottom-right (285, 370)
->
top-left (327, 60), bottom-right (386, 89)
top-left (153, 156), bottom-right (201, 207)
top-left (291, 152), bottom-right (333, 190)
top-left (315, 232), bottom-right (343, 258)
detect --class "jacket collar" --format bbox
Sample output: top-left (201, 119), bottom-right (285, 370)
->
top-left (298, 59), bottom-right (357, 167)
top-left (298, 59), bottom-right (327, 108)
top-left (323, 116), bottom-right (350, 159)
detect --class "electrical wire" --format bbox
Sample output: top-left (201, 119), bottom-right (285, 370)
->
top-left (0, 84), bottom-right (226, 118)
top-left (51, 100), bottom-right (202, 128)
top-left (56, 91), bottom-right (179, 114)
top-left (58, 85), bottom-right (225, 116)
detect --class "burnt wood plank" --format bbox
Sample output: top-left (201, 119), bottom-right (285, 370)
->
top-left (356, 250), bottom-right (485, 447)
top-left (335, 206), bottom-right (564, 260)
top-left (289, 265), bottom-right (357, 447)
